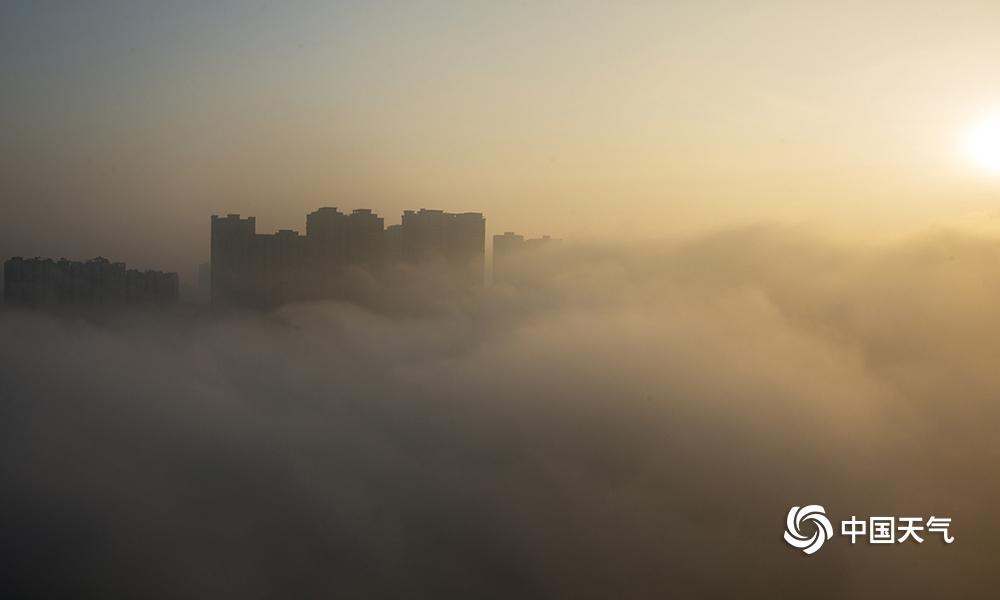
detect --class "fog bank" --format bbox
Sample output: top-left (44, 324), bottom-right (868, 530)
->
top-left (2, 225), bottom-right (999, 598)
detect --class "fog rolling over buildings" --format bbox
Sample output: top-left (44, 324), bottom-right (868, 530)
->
top-left (0, 205), bottom-right (996, 599)
top-left (6, 1), bottom-right (1000, 599)
top-left (4, 227), bottom-right (1000, 598)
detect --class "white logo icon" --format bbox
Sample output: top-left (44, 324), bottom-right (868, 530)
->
top-left (784, 505), bottom-right (834, 555)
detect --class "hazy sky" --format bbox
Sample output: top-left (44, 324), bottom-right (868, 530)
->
top-left (3, 1), bottom-right (1000, 275)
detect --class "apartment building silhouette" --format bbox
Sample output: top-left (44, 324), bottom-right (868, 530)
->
top-left (211, 207), bottom-right (485, 308)
top-left (3, 256), bottom-right (179, 308)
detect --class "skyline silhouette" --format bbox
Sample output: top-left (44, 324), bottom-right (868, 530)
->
top-left (3, 2), bottom-right (1000, 598)
top-left (211, 207), bottom-right (487, 309)
top-left (3, 256), bottom-right (178, 309)
top-left (1, 206), bottom-right (564, 310)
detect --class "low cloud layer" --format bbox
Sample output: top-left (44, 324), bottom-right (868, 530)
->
top-left (2, 225), bottom-right (999, 598)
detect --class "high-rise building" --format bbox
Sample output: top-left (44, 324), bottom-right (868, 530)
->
top-left (306, 207), bottom-right (387, 270)
top-left (492, 232), bottom-right (525, 284)
top-left (210, 214), bottom-right (256, 306)
top-left (306, 207), bottom-right (348, 271)
top-left (250, 229), bottom-right (307, 306)
top-left (385, 224), bottom-right (404, 264)
top-left (398, 209), bottom-right (485, 284)
top-left (126, 269), bottom-right (180, 304)
top-left (346, 209), bottom-right (385, 267)
top-left (451, 212), bottom-right (487, 285)
top-left (210, 206), bottom-right (486, 308)
top-left (400, 209), bottom-right (448, 262)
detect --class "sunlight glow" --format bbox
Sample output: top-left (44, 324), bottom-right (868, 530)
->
top-left (966, 118), bottom-right (1000, 174)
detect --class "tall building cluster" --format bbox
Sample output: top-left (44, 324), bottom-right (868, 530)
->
top-left (2, 256), bottom-right (179, 308)
top-left (211, 207), bottom-right (486, 307)
top-left (1, 208), bottom-right (558, 312)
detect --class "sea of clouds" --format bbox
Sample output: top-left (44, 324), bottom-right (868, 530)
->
top-left (2, 225), bottom-right (999, 598)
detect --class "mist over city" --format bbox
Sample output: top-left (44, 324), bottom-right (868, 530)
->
top-left (4, 2), bottom-right (1000, 599)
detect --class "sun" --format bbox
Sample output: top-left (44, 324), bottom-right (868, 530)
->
top-left (965, 118), bottom-right (1000, 174)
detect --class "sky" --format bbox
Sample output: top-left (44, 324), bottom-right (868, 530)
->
top-left (3, 1), bottom-right (1000, 276)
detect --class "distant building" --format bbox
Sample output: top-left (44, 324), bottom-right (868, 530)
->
top-left (524, 235), bottom-right (557, 250)
top-left (250, 229), bottom-right (307, 306)
top-left (210, 214), bottom-right (257, 307)
top-left (306, 207), bottom-right (348, 271)
top-left (126, 268), bottom-right (180, 304)
top-left (3, 256), bottom-right (178, 308)
top-left (305, 206), bottom-right (386, 270)
top-left (211, 207), bottom-right (486, 308)
top-left (492, 232), bottom-right (560, 284)
top-left (492, 232), bottom-right (525, 284)
top-left (347, 209), bottom-right (385, 268)
top-left (398, 209), bottom-right (486, 285)
top-left (384, 224), bottom-right (404, 264)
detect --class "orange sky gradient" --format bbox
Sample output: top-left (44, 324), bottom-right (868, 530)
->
top-left (3, 1), bottom-right (1000, 275)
